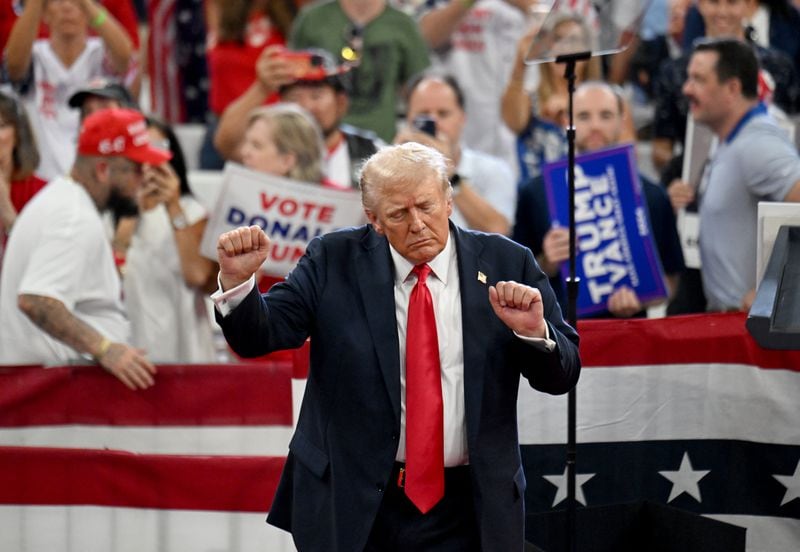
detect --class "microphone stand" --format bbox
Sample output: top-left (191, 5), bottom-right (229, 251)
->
top-left (555, 49), bottom-right (590, 552)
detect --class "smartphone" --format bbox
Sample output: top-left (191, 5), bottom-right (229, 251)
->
top-left (412, 115), bottom-right (437, 137)
top-left (278, 50), bottom-right (325, 80)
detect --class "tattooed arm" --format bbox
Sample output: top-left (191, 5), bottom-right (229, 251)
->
top-left (17, 294), bottom-right (156, 390)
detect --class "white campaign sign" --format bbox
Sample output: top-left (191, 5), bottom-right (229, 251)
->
top-left (200, 163), bottom-right (366, 278)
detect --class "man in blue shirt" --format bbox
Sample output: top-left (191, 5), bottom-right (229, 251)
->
top-left (513, 81), bottom-right (685, 318)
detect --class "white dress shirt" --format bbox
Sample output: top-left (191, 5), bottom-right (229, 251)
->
top-left (212, 229), bottom-right (556, 468)
top-left (389, 231), bottom-right (467, 466)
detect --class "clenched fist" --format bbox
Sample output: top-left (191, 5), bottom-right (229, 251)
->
top-left (217, 225), bottom-right (271, 291)
top-left (488, 280), bottom-right (547, 338)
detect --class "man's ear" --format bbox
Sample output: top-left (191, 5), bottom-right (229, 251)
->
top-left (365, 209), bottom-right (384, 235)
top-left (95, 159), bottom-right (111, 184)
top-left (727, 77), bottom-right (743, 98)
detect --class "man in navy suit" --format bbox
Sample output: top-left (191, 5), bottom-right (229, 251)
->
top-left (212, 143), bottom-right (580, 551)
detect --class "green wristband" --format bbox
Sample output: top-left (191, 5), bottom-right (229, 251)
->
top-left (91, 7), bottom-right (108, 29)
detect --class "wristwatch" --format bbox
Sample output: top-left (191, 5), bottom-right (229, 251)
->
top-left (171, 212), bottom-right (189, 230)
top-left (450, 173), bottom-right (462, 191)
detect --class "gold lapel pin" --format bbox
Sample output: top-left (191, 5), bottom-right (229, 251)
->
top-left (477, 271), bottom-right (487, 284)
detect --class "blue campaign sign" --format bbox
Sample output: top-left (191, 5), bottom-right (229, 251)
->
top-left (542, 145), bottom-right (667, 317)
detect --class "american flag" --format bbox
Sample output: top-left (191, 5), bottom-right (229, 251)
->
top-left (148, 0), bottom-right (208, 123)
top-left (520, 313), bottom-right (800, 551)
top-left (0, 360), bottom-right (298, 551)
top-left (1, 313), bottom-right (798, 550)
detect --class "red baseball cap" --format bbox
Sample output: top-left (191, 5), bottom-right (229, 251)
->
top-left (77, 108), bottom-right (172, 165)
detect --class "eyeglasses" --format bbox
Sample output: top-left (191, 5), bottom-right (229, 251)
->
top-left (341, 23), bottom-right (363, 66)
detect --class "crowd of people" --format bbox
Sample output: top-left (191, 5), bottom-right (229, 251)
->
top-left (1, 0), bottom-right (800, 379)
top-left (2, 2), bottom-right (800, 549)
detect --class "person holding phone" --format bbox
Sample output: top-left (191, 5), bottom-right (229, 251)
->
top-left (288, 0), bottom-right (430, 142)
top-left (395, 73), bottom-right (516, 236)
top-left (110, 117), bottom-right (219, 363)
top-left (0, 108), bottom-right (168, 389)
top-left (412, 114), bottom-right (437, 137)
top-left (214, 47), bottom-right (384, 189)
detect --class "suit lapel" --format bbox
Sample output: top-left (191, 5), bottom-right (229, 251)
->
top-left (356, 228), bottom-right (402, 424)
top-left (453, 226), bottom-right (492, 448)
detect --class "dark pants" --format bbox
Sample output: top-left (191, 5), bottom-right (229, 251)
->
top-left (364, 463), bottom-right (480, 552)
top-left (667, 268), bottom-right (707, 315)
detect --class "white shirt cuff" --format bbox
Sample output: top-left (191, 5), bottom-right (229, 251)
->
top-left (514, 323), bottom-right (556, 353)
top-left (211, 274), bottom-right (256, 317)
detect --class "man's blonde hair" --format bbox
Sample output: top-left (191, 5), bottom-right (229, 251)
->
top-left (358, 143), bottom-right (450, 212)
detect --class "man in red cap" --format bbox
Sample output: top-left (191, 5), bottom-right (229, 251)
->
top-left (0, 108), bottom-right (171, 391)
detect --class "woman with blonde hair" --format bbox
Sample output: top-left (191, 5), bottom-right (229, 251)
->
top-left (240, 103), bottom-right (337, 297)
top-left (241, 103), bottom-right (329, 185)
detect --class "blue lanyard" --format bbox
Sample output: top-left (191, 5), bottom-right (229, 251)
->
top-left (725, 102), bottom-right (767, 144)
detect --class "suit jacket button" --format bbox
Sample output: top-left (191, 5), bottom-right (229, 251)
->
top-left (376, 484), bottom-right (384, 493)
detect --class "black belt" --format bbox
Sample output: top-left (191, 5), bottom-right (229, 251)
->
top-left (392, 462), bottom-right (470, 489)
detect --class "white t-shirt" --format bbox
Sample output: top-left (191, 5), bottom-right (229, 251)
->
top-left (20, 38), bottom-right (112, 180)
top-left (0, 177), bottom-right (129, 364)
top-left (122, 196), bottom-right (216, 363)
top-left (428, 0), bottom-right (539, 174)
top-left (451, 147), bottom-right (517, 230)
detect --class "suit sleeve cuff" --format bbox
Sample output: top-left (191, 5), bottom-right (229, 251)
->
top-left (514, 323), bottom-right (556, 352)
top-left (211, 274), bottom-right (256, 317)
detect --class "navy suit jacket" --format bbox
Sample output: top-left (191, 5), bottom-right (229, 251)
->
top-left (217, 223), bottom-right (581, 552)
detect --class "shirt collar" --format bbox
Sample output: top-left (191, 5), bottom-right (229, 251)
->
top-left (725, 102), bottom-right (768, 144)
top-left (388, 229), bottom-right (455, 286)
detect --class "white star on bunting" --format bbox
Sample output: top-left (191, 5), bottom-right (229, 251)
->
top-left (773, 459), bottom-right (800, 506)
top-left (543, 467), bottom-right (595, 507)
top-left (659, 451), bottom-right (710, 503)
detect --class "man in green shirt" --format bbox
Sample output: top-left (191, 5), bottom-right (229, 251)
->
top-left (290, 0), bottom-right (430, 142)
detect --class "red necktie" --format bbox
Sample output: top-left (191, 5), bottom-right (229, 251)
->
top-left (404, 263), bottom-right (444, 514)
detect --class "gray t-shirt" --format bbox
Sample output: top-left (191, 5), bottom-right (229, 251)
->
top-left (699, 112), bottom-right (800, 311)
